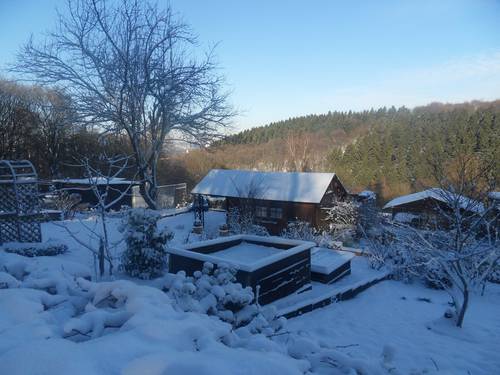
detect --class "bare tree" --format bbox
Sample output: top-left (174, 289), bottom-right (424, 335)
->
top-left (30, 87), bottom-right (75, 178)
top-left (376, 154), bottom-right (499, 328)
top-left (0, 80), bottom-right (37, 158)
top-left (285, 131), bottom-right (311, 172)
top-left (13, 0), bottom-right (233, 208)
top-left (227, 175), bottom-right (268, 235)
top-left (56, 154), bottom-right (135, 278)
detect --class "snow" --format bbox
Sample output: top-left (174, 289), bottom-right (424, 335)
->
top-left (488, 191), bottom-right (500, 200)
top-left (53, 177), bottom-right (135, 185)
top-left (393, 211), bottom-right (419, 223)
top-left (383, 188), bottom-right (484, 213)
top-left (169, 235), bottom-right (315, 272)
top-left (273, 257), bottom-right (388, 316)
top-left (286, 280), bottom-right (500, 375)
top-left (212, 242), bottom-right (282, 265)
top-left (358, 190), bottom-right (376, 200)
top-left (191, 169), bottom-right (336, 204)
top-left (310, 247), bottom-right (354, 274)
top-left (1, 209), bottom-right (499, 374)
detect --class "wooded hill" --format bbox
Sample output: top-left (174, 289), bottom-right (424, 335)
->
top-left (176, 101), bottom-right (500, 203)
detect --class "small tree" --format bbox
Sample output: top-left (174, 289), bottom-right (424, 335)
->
top-left (56, 154), bottom-right (135, 278)
top-left (400, 190), bottom-right (498, 327)
top-left (376, 150), bottom-right (499, 328)
top-left (324, 199), bottom-right (359, 242)
top-left (227, 175), bottom-right (268, 235)
top-left (121, 208), bottom-right (173, 279)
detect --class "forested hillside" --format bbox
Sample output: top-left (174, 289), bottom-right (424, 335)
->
top-left (1, 76), bottom-right (498, 203)
top-left (178, 101), bottom-right (500, 202)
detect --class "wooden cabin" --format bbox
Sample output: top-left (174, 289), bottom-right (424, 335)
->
top-left (191, 169), bottom-right (348, 235)
top-left (383, 188), bottom-right (483, 228)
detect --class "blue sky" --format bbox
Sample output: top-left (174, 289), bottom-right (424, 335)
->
top-left (1, 0), bottom-right (499, 131)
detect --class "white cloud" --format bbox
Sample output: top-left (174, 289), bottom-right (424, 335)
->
top-left (327, 51), bottom-right (500, 111)
top-left (233, 50), bottom-right (500, 130)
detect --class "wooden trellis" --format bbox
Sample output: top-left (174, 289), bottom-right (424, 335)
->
top-left (0, 160), bottom-right (42, 244)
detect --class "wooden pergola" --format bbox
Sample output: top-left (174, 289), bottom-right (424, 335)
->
top-left (0, 160), bottom-right (42, 244)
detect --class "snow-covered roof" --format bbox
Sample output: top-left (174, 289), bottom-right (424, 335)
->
top-left (488, 192), bottom-right (500, 200)
top-left (53, 177), bottom-right (135, 185)
top-left (358, 190), bottom-right (376, 200)
top-left (191, 169), bottom-right (337, 204)
top-left (383, 188), bottom-right (484, 213)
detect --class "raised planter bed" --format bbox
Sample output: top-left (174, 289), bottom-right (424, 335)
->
top-left (167, 235), bottom-right (315, 305)
top-left (310, 247), bottom-right (354, 284)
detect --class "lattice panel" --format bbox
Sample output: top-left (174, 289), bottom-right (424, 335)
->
top-left (0, 160), bottom-right (42, 244)
top-left (0, 185), bottom-right (17, 213)
top-left (0, 220), bottom-right (19, 243)
top-left (16, 183), bottom-right (40, 213)
top-left (18, 219), bottom-right (42, 243)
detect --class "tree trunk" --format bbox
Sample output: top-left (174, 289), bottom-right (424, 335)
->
top-left (98, 238), bottom-right (105, 277)
top-left (139, 180), bottom-right (157, 209)
top-left (456, 285), bottom-right (469, 328)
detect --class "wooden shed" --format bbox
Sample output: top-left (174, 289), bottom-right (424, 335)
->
top-left (383, 188), bottom-right (483, 227)
top-left (191, 169), bottom-right (348, 235)
top-left (53, 178), bottom-right (136, 211)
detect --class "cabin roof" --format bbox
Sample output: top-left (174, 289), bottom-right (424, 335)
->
top-left (383, 188), bottom-right (484, 213)
top-left (191, 169), bottom-right (337, 204)
top-left (489, 191), bottom-right (500, 200)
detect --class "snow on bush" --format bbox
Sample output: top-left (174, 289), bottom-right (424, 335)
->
top-left (164, 262), bottom-right (286, 334)
top-left (120, 208), bottom-right (174, 279)
top-left (0, 248), bottom-right (391, 374)
top-left (281, 221), bottom-right (332, 247)
top-left (2, 241), bottom-right (68, 257)
top-left (227, 207), bottom-right (269, 236)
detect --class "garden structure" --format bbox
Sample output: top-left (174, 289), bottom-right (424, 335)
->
top-left (0, 160), bottom-right (42, 244)
top-left (168, 235), bottom-right (315, 304)
top-left (191, 169), bottom-right (348, 235)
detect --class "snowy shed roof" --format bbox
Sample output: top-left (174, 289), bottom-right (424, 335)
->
top-left (53, 177), bottom-right (135, 185)
top-left (383, 188), bottom-right (484, 213)
top-left (191, 169), bottom-right (337, 204)
top-left (488, 192), bottom-right (500, 200)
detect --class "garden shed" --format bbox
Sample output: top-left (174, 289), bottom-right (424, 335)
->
top-left (53, 177), bottom-right (136, 211)
top-left (383, 188), bottom-right (484, 227)
top-left (191, 169), bottom-right (348, 234)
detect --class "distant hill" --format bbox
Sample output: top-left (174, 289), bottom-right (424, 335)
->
top-left (170, 100), bottom-right (500, 203)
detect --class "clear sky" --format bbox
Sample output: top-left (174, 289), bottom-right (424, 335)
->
top-left (1, 0), bottom-right (499, 131)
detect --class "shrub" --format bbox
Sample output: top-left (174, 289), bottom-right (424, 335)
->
top-left (164, 262), bottom-right (285, 333)
top-left (121, 208), bottom-right (173, 279)
top-left (2, 241), bottom-right (68, 257)
top-left (227, 207), bottom-right (269, 236)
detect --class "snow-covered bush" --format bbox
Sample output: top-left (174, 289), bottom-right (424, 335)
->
top-left (487, 263), bottom-right (500, 283)
top-left (121, 208), bottom-right (173, 279)
top-left (2, 241), bottom-right (68, 257)
top-left (227, 207), bottom-right (269, 236)
top-left (281, 221), bottom-right (332, 247)
top-left (281, 220), bottom-right (317, 242)
top-left (164, 262), bottom-right (286, 334)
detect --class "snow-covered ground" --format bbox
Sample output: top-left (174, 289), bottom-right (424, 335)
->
top-left (1, 211), bottom-right (499, 374)
top-left (287, 280), bottom-right (500, 375)
top-left (40, 211), bottom-right (226, 277)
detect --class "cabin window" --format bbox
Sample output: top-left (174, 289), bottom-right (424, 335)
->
top-left (255, 206), bottom-right (267, 218)
top-left (269, 207), bottom-right (283, 219)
